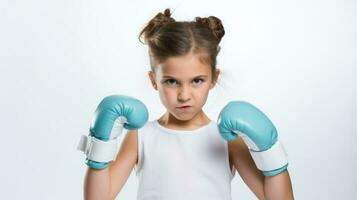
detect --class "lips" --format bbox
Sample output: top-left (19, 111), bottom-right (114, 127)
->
top-left (176, 105), bottom-right (193, 112)
top-left (177, 105), bottom-right (191, 108)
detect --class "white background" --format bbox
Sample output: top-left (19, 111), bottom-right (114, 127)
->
top-left (1, 0), bottom-right (356, 199)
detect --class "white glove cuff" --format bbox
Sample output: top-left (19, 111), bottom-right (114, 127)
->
top-left (77, 135), bottom-right (118, 163)
top-left (250, 140), bottom-right (288, 171)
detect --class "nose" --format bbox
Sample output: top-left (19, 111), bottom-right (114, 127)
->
top-left (177, 84), bottom-right (191, 103)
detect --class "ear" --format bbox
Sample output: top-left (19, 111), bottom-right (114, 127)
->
top-left (210, 69), bottom-right (221, 89)
top-left (148, 71), bottom-right (158, 90)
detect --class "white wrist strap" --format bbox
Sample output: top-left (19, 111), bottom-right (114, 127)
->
top-left (77, 135), bottom-right (118, 163)
top-left (250, 140), bottom-right (288, 171)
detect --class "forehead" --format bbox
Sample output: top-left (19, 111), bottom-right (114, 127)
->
top-left (157, 53), bottom-right (211, 78)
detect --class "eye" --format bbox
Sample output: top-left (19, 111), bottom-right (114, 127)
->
top-left (165, 79), bottom-right (177, 86)
top-left (192, 78), bottom-right (204, 85)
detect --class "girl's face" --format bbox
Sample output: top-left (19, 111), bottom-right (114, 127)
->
top-left (148, 53), bottom-right (220, 122)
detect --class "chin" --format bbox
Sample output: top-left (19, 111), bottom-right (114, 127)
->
top-left (171, 112), bottom-right (194, 121)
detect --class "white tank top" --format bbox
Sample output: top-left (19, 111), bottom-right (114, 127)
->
top-left (134, 119), bottom-right (236, 200)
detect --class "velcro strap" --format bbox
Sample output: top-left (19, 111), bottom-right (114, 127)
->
top-left (77, 135), bottom-right (118, 163)
top-left (250, 140), bottom-right (288, 171)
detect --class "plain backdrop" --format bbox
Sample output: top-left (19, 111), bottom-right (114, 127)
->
top-left (1, 0), bottom-right (356, 199)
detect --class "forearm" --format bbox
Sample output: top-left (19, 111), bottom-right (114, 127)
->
top-left (84, 167), bottom-right (112, 200)
top-left (263, 170), bottom-right (294, 200)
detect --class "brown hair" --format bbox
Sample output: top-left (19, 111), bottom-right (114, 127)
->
top-left (138, 8), bottom-right (225, 84)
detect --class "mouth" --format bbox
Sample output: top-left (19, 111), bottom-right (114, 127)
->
top-left (177, 105), bottom-right (191, 108)
top-left (176, 105), bottom-right (193, 112)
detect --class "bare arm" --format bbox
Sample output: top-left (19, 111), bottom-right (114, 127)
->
top-left (84, 167), bottom-right (111, 200)
top-left (228, 137), bottom-right (294, 200)
top-left (264, 170), bottom-right (294, 200)
top-left (84, 130), bottom-right (138, 200)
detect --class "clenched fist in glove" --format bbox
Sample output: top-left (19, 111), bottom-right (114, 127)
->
top-left (77, 95), bottom-right (148, 170)
top-left (217, 101), bottom-right (288, 176)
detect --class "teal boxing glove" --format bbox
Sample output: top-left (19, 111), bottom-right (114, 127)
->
top-left (77, 95), bottom-right (149, 170)
top-left (217, 101), bottom-right (288, 176)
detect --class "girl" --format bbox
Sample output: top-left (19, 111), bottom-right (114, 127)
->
top-left (84, 8), bottom-right (294, 200)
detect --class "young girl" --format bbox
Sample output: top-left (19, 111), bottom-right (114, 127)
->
top-left (83, 8), bottom-right (294, 200)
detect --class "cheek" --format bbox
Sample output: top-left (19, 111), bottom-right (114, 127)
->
top-left (158, 88), bottom-right (176, 104)
top-left (197, 83), bottom-right (211, 94)
top-left (160, 87), bottom-right (173, 97)
top-left (195, 85), bottom-right (210, 102)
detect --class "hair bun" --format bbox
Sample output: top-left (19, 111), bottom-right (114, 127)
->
top-left (154, 8), bottom-right (175, 26)
top-left (139, 8), bottom-right (175, 44)
top-left (195, 16), bottom-right (225, 42)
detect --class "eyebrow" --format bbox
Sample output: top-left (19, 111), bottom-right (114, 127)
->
top-left (162, 75), bottom-right (209, 79)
